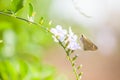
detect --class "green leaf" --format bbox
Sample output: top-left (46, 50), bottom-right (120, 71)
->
top-left (39, 17), bottom-right (44, 25)
top-left (4, 60), bottom-right (18, 80)
top-left (77, 64), bottom-right (82, 70)
top-left (11, 0), bottom-right (25, 13)
top-left (29, 3), bottom-right (33, 16)
top-left (19, 59), bottom-right (28, 79)
top-left (0, 61), bottom-right (9, 80)
top-left (78, 72), bottom-right (83, 79)
top-left (72, 55), bottom-right (78, 61)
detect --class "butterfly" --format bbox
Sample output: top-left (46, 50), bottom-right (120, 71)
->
top-left (80, 34), bottom-right (98, 51)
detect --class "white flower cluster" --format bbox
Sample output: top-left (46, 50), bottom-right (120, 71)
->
top-left (50, 25), bottom-right (81, 50)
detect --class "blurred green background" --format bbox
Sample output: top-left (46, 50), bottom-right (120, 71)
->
top-left (0, 0), bottom-right (63, 80)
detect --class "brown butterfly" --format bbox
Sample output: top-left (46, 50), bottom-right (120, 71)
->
top-left (80, 34), bottom-right (98, 51)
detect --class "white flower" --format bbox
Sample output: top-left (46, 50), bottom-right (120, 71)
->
top-left (67, 41), bottom-right (80, 50)
top-left (66, 27), bottom-right (80, 50)
top-left (50, 26), bottom-right (80, 50)
top-left (50, 25), bottom-right (67, 42)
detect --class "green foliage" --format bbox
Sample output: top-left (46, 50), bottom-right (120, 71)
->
top-left (29, 3), bottom-right (33, 17)
top-left (11, 0), bottom-right (25, 13)
top-left (0, 0), bottom-right (65, 80)
top-left (0, 59), bottom-right (58, 80)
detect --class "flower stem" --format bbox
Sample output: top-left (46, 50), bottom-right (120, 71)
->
top-left (58, 41), bottom-right (80, 80)
top-left (0, 11), bottom-right (82, 80)
top-left (0, 11), bottom-right (49, 33)
top-left (67, 55), bottom-right (79, 80)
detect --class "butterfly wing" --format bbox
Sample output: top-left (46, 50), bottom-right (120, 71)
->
top-left (80, 34), bottom-right (98, 51)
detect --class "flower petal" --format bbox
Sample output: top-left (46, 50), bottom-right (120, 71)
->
top-left (50, 25), bottom-right (67, 42)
